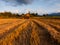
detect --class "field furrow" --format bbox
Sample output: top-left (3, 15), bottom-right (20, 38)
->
top-left (0, 19), bottom-right (31, 45)
top-left (0, 19), bottom-right (27, 39)
top-left (30, 21), bottom-right (55, 45)
top-left (0, 19), bottom-right (60, 45)
top-left (33, 19), bottom-right (60, 44)
top-left (0, 19), bottom-right (26, 35)
top-left (49, 23), bottom-right (60, 32)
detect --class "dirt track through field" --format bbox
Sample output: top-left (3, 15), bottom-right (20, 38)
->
top-left (32, 20), bottom-right (59, 45)
top-left (0, 19), bottom-right (60, 45)
top-left (0, 19), bottom-right (27, 39)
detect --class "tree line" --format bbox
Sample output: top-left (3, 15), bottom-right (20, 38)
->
top-left (0, 12), bottom-right (22, 18)
top-left (0, 12), bottom-right (49, 18)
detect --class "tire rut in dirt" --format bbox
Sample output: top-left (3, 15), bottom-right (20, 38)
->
top-left (12, 21), bottom-right (32, 45)
top-left (32, 20), bottom-right (58, 45)
top-left (49, 24), bottom-right (60, 32)
top-left (0, 20), bottom-right (32, 45)
top-left (33, 19), bottom-right (60, 45)
top-left (0, 20), bottom-right (27, 40)
top-left (0, 23), bottom-right (12, 29)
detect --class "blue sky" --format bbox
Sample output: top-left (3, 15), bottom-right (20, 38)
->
top-left (0, 0), bottom-right (60, 14)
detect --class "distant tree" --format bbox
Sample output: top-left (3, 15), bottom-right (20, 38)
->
top-left (35, 13), bottom-right (38, 15)
top-left (16, 13), bottom-right (20, 18)
top-left (43, 14), bottom-right (46, 16)
top-left (46, 14), bottom-right (48, 16)
top-left (31, 13), bottom-right (37, 16)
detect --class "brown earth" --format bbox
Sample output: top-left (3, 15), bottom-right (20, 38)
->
top-left (0, 18), bottom-right (60, 45)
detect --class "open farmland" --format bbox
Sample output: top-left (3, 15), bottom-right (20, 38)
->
top-left (0, 18), bottom-right (60, 45)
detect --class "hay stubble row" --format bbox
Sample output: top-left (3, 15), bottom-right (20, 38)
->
top-left (0, 19), bottom-right (60, 45)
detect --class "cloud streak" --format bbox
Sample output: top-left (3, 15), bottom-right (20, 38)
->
top-left (3, 0), bottom-right (34, 6)
top-left (1, 0), bottom-right (60, 14)
top-left (2, 0), bottom-right (60, 6)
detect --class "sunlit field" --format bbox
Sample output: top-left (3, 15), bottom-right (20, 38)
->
top-left (0, 17), bottom-right (60, 45)
top-left (0, 0), bottom-right (60, 45)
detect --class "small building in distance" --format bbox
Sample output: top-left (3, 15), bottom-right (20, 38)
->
top-left (22, 12), bottom-right (31, 19)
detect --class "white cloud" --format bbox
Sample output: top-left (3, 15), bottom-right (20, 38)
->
top-left (55, 9), bottom-right (60, 12)
top-left (36, 8), bottom-right (48, 15)
top-left (55, 3), bottom-right (60, 7)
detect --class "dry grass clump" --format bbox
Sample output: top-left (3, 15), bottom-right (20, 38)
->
top-left (0, 18), bottom-right (60, 45)
top-left (0, 19), bottom-right (26, 35)
top-left (33, 19), bottom-right (60, 43)
top-left (0, 19), bottom-right (29, 45)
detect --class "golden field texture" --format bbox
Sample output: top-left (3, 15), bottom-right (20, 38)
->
top-left (0, 18), bottom-right (60, 45)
